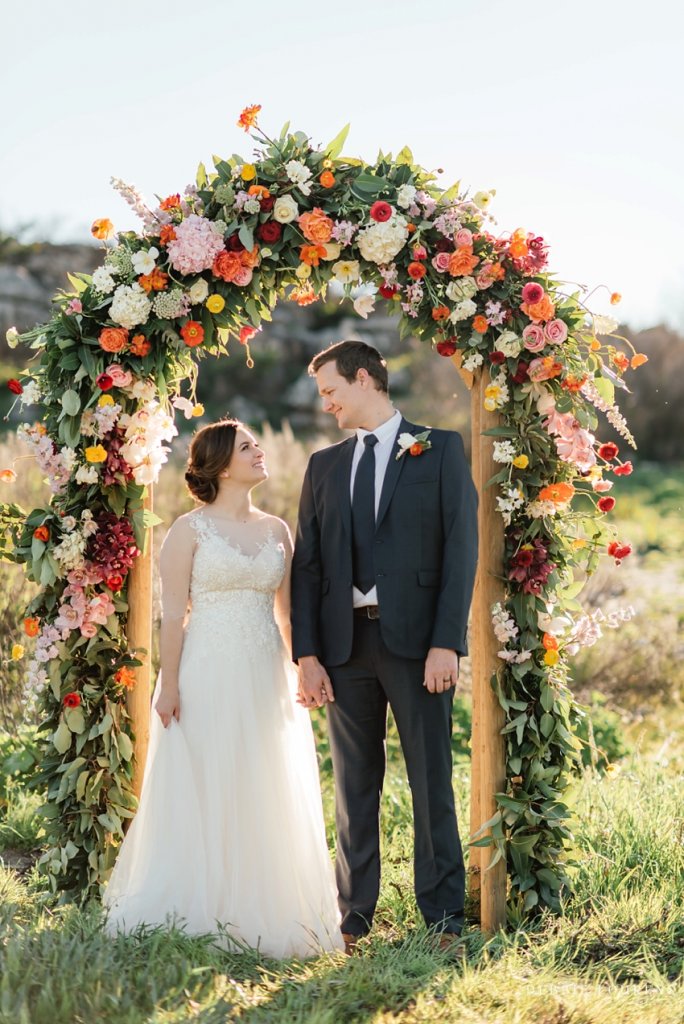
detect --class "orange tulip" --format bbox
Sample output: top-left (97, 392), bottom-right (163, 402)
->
top-left (91, 218), bottom-right (114, 240)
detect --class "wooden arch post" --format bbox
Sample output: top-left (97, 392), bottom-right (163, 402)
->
top-left (453, 355), bottom-right (507, 933)
top-left (126, 486), bottom-right (153, 802)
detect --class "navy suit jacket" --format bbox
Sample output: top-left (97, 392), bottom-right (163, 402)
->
top-left (291, 418), bottom-right (479, 666)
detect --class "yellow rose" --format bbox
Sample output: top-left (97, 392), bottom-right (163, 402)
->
top-left (97, 395), bottom-right (115, 407)
top-left (295, 263), bottom-right (312, 280)
top-left (241, 164), bottom-right (256, 181)
top-left (85, 445), bottom-right (107, 464)
top-left (513, 455), bottom-right (529, 469)
top-left (192, 403), bottom-right (205, 417)
top-left (206, 294), bottom-right (226, 314)
top-left (11, 643), bottom-right (24, 661)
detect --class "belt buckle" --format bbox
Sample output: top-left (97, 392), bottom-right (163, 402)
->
top-left (366, 605), bottom-right (380, 620)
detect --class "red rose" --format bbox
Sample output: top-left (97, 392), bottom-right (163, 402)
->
top-left (598, 496), bottom-right (616, 512)
top-left (227, 234), bottom-right (246, 252)
top-left (489, 351), bottom-right (506, 365)
top-left (613, 461), bottom-right (633, 476)
top-left (436, 339), bottom-right (458, 357)
top-left (257, 221), bottom-right (282, 243)
top-left (598, 442), bottom-right (619, 460)
top-left (106, 574), bottom-right (124, 591)
top-left (379, 285), bottom-right (398, 299)
top-left (260, 196), bottom-right (275, 212)
top-left (7, 379), bottom-right (23, 395)
top-left (63, 692), bottom-right (81, 708)
top-left (96, 373), bottom-right (114, 391)
top-left (369, 201), bottom-right (393, 222)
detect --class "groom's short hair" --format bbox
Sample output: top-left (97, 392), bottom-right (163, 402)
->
top-left (309, 340), bottom-right (389, 393)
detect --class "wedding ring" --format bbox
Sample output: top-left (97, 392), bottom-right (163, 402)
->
top-left (442, 677), bottom-right (452, 683)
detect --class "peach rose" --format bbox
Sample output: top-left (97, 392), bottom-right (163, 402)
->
top-left (455, 228), bottom-right (473, 247)
top-left (232, 266), bottom-right (253, 287)
top-left (98, 327), bottom-right (129, 354)
top-left (448, 246), bottom-right (480, 277)
top-left (298, 208), bottom-right (334, 245)
top-left (545, 319), bottom-right (568, 344)
top-left (521, 295), bottom-right (556, 323)
top-left (105, 364), bottom-right (133, 387)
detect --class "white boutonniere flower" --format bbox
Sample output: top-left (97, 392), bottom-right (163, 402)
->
top-left (396, 430), bottom-right (432, 460)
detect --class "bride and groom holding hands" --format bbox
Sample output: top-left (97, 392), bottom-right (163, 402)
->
top-left (104, 339), bottom-right (479, 959)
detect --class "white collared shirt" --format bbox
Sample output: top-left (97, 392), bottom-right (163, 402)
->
top-left (350, 408), bottom-right (402, 607)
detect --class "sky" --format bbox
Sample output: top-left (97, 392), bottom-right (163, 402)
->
top-left (1, 0), bottom-right (682, 331)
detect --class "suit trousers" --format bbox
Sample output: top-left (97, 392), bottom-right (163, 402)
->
top-left (326, 615), bottom-right (465, 936)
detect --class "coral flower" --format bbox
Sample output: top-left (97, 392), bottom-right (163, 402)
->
top-left (181, 321), bottom-right (205, 348)
top-left (130, 334), bottom-right (152, 357)
top-left (239, 326), bottom-right (257, 345)
top-left (612, 352), bottom-right (629, 372)
top-left (291, 285), bottom-right (317, 306)
top-left (63, 692), bottom-right (81, 708)
top-left (320, 170), bottom-right (336, 188)
top-left (115, 666), bottom-right (137, 690)
top-left (407, 261), bottom-right (427, 280)
top-left (431, 306), bottom-right (450, 321)
top-left (610, 292), bottom-right (622, 305)
top-left (138, 268), bottom-right (169, 294)
top-left (472, 315), bottom-right (489, 334)
top-left (24, 617), bottom-right (40, 637)
top-left (538, 481), bottom-right (575, 504)
top-left (448, 247), bottom-right (480, 277)
top-left (159, 194), bottom-right (181, 211)
top-left (159, 224), bottom-right (177, 246)
top-left (91, 218), bottom-right (114, 240)
top-left (508, 229), bottom-right (529, 258)
top-left (98, 327), bottom-right (129, 354)
top-left (542, 633), bottom-right (559, 650)
top-left (237, 104), bottom-right (262, 131)
top-left (33, 525), bottom-right (50, 542)
top-left (409, 443), bottom-right (423, 456)
top-left (300, 244), bottom-right (327, 267)
top-left (613, 461), bottom-right (633, 476)
top-left (247, 184), bottom-right (270, 199)
top-left (0, 468), bottom-right (17, 483)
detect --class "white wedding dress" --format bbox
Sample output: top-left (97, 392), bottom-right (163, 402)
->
top-left (104, 510), bottom-right (343, 958)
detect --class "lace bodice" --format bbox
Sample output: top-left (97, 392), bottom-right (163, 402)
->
top-left (184, 511), bottom-right (286, 652)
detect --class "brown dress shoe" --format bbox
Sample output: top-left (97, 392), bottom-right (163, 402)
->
top-left (435, 932), bottom-right (467, 958)
top-left (342, 932), bottom-right (361, 956)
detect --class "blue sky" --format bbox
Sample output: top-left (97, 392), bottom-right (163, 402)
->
top-left (2, 0), bottom-right (682, 330)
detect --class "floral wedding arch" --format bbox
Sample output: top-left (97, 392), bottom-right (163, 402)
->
top-left (2, 106), bottom-right (643, 926)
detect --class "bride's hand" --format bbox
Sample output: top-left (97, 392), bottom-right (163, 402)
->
top-left (297, 656), bottom-right (335, 709)
top-left (155, 686), bottom-right (180, 728)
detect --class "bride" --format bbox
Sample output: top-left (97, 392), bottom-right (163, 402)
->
top-left (104, 418), bottom-right (343, 957)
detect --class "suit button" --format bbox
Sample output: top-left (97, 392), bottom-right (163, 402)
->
top-left (377, 572), bottom-right (386, 577)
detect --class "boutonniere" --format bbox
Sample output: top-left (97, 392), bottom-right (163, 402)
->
top-left (396, 430), bottom-right (432, 460)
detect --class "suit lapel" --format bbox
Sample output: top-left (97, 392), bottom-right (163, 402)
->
top-left (335, 436), bottom-right (356, 540)
top-left (376, 418), bottom-right (419, 530)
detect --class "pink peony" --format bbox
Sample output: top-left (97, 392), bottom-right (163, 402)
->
top-left (105, 364), bottom-right (133, 388)
top-left (166, 214), bottom-right (225, 276)
top-left (545, 319), bottom-right (568, 344)
top-left (522, 324), bottom-right (546, 352)
top-left (455, 228), bottom-right (473, 247)
top-left (522, 282), bottom-right (544, 304)
top-left (431, 251), bottom-right (451, 273)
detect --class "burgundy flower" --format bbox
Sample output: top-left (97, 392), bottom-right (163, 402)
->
top-left (598, 442), bottom-right (619, 460)
top-left (257, 221), bottom-right (282, 243)
top-left (512, 360), bottom-right (530, 383)
top-left (226, 234), bottom-right (246, 253)
top-left (598, 496), bottom-right (616, 512)
top-left (489, 351), bottom-right (506, 365)
top-left (434, 239), bottom-right (452, 253)
top-left (379, 284), bottom-right (398, 299)
top-left (436, 339), bottom-right (458, 357)
top-left (260, 196), bottom-right (275, 212)
top-left (88, 511), bottom-right (139, 580)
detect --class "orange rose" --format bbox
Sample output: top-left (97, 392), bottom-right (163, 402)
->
top-left (631, 353), bottom-right (648, 368)
top-left (300, 244), bottom-right (327, 267)
top-left (521, 295), bottom-right (556, 323)
top-left (472, 315), bottom-right (489, 334)
top-left (448, 246), bottom-right (480, 277)
top-left (298, 208), bottom-right (334, 245)
top-left (212, 249), bottom-right (244, 282)
top-left (130, 334), bottom-right (152, 357)
top-left (98, 327), bottom-right (129, 354)
top-left (240, 245), bottom-right (260, 269)
top-left (91, 218), bottom-right (114, 240)
top-left (538, 482), bottom-right (575, 504)
top-left (431, 306), bottom-right (450, 322)
top-left (33, 525), bottom-right (49, 542)
top-left (24, 617), bottom-right (40, 637)
top-left (159, 224), bottom-right (177, 246)
top-left (320, 170), bottom-right (336, 188)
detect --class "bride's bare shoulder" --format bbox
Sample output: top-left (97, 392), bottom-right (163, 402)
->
top-left (260, 513), bottom-right (293, 545)
top-left (162, 509), bottom-right (202, 548)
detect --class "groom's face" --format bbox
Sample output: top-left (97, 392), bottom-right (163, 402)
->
top-left (315, 361), bottom-right (369, 431)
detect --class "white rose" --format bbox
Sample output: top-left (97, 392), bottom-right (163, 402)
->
top-left (273, 195), bottom-right (299, 224)
top-left (496, 330), bottom-right (523, 358)
top-left (332, 260), bottom-right (361, 284)
top-left (446, 277), bottom-right (477, 302)
top-left (188, 279), bottom-right (209, 304)
top-left (131, 247), bottom-right (159, 275)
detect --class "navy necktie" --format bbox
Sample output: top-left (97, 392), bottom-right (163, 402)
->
top-left (352, 433), bottom-right (379, 594)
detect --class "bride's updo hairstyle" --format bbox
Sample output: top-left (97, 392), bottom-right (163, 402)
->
top-left (185, 418), bottom-right (242, 504)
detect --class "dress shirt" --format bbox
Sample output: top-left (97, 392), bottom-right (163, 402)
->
top-left (350, 409), bottom-right (402, 607)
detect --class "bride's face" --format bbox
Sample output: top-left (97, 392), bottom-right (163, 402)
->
top-left (225, 428), bottom-right (268, 485)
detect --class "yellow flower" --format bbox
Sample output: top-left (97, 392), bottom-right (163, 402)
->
top-left (241, 163), bottom-right (256, 181)
top-left (296, 263), bottom-right (312, 280)
top-left (572, 538), bottom-right (587, 549)
top-left (544, 649), bottom-right (560, 666)
top-left (84, 445), bottom-right (107, 464)
top-left (513, 455), bottom-right (529, 469)
top-left (484, 398), bottom-right (497, 412)
top-left (11, 643), bottom-right (24, 661)
top-left (206, 294), bottom-right (226, 314)
top-left (97, 394), bottom-right (115, 407)
top-left (192, 403), bottom-right (204, 417)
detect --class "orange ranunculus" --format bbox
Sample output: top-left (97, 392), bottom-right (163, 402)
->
top-left (472, 315), bottom-right (489, 334)
top-left (289, 284), bottom-right (318, 306)
top-left (24, 617), bottom-right (40, 637)
top-left (130, 334), bottom-right (152, 357)
top-left (631, 352), bottom-right (648, 368)
top-left (159, 224), bottom-right (177, 246)
top-left (181, 321), bottom-right (204, 348)
top-left (612, 351), bottom-right (629, 372)
top-left (300, 244), bottom-right (327, 267)
top-left (561, 374), bottom-right (588, 392)
top-left (240, 245), bottom-right (260, 269)
top-left (298, 208), bottom-right (334, 245)
top-left (160, 193), bottom-right (181, 211)
top-left (213, 249), bottom-right (244, 282)
top-left (521, 295), bottom-right (556, 323)
top-left (320, 170), bottom-right (336, 188)
top-left (138, 267), bottom-right (169, 293)
top-left (237, 104), bottom-right (262, 131)
top-left (98, 327), bottom-right (129, 354)
top-left (490, 262), bottom-right (506, 281)
top-left (115, 666), bottom-right (137, 690)
top-left (407, 261), bottom-right (427, 280)
top-left (538, 481), bottom-right (575, 504)
top-left (248, 184), bottom-right (271, 199)
top-left (542, 633), bottom-right (559, 651)
top-left (91, 218), bottom-right (114, 240)
top-left (431, 306), bottom-right (450, 322)
top-left (33, 525), bottom-right (50, 542)
top-left (448, 246), bottom-right (480, 277)
top-left (508, 229), bottom-right (529, 258)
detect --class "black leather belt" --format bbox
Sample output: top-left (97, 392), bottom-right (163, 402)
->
top-left (354, 605), bottom-right (380, 620)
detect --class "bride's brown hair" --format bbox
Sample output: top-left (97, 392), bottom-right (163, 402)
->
top-left (185, 418), bottom-right (242, 504)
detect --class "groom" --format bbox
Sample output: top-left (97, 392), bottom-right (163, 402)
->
top-left (291, 339), bottom-right (478, 951)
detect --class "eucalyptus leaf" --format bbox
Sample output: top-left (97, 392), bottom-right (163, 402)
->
top-left (60, 390), bottom-right (81, 416)
top-left (53, 719), bottom-right (72, 754)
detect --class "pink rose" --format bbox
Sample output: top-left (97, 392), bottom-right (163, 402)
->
top-left (431, 252), bottom-right (451, 273)
top-left (522, 324), bottom-right (546, 352)
top-left (105, 364), bottom-right (133, 387)
top-left (455, 228), bottom-right (473, 248)
top-left (475, 269), bottom-right (495, 290)
top-left (522, 282), bottom-right (544, 304)
top-left (545, 319), bottom-right (568, 345)
top-left (232, 266), bottom-right (253, 287)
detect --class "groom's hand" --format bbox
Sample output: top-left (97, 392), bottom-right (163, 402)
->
top-left (297, 656), bottom-right (335, 709)
top-left (424, 648), bottom-right (459, 694)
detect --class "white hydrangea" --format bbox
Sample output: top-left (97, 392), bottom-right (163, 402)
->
top-left (449, 299), bottom-right (477, 323)
top-left (357, 215), bottom-right (409, 265)
top-left (91, 266), bottom-right (117, 295)
top-left (285, 160), bottom-right (313, 195)
top-left (493, 440), bottom-right (516, 464)
top-left (446, 277), bottom-right (478, 302)
top-left (396, 184), bottom-right (417, 209)
top-left (131, 247), bottom-right (159, 275)
top-left (109, 283), bottom-right (152, 330)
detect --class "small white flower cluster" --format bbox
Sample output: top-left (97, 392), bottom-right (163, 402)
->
top-left (110, 176), bottom-right (157, 231)
top-left (52, 529), bottom-right (87, 573)
top-left (75, 464), bottom-right (99, 485)
top-left (396, 184), bottom-right (417, 209)
top-left (17, 425), bottom-right (73, 494)
top-left (462, 351), bottom-right (484, 372)
top-left (491, 602), bottom-right (519, 643)
top-left (19, 380), bottom-right (41, 407)
top-left (118, 400), bottom-right (178, 485)
top-left (91, 266), bottom-right (117, 295)
top-left (93, 401), bottom-right (121, 437)
top-left (496, 484), bottom-right (525, 526)
top-left (109, 283), bottom-right (152, 330)
top-left (493, 440), bottom-right (516, 464)
top-left (580, 379), bottom-right (637, 447)
top-left (153, 288), bottom-right (190, 320)
top-left (526, 499), bottom-right (561, 519)
top-left (285, 160), bottom-right (313, 195)
top-left (449, 299), bottom-right (477, 324)
top-left (566, 605), bottom-right (636, 654)
top-left (357, 215), bottom-right (409, 265)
